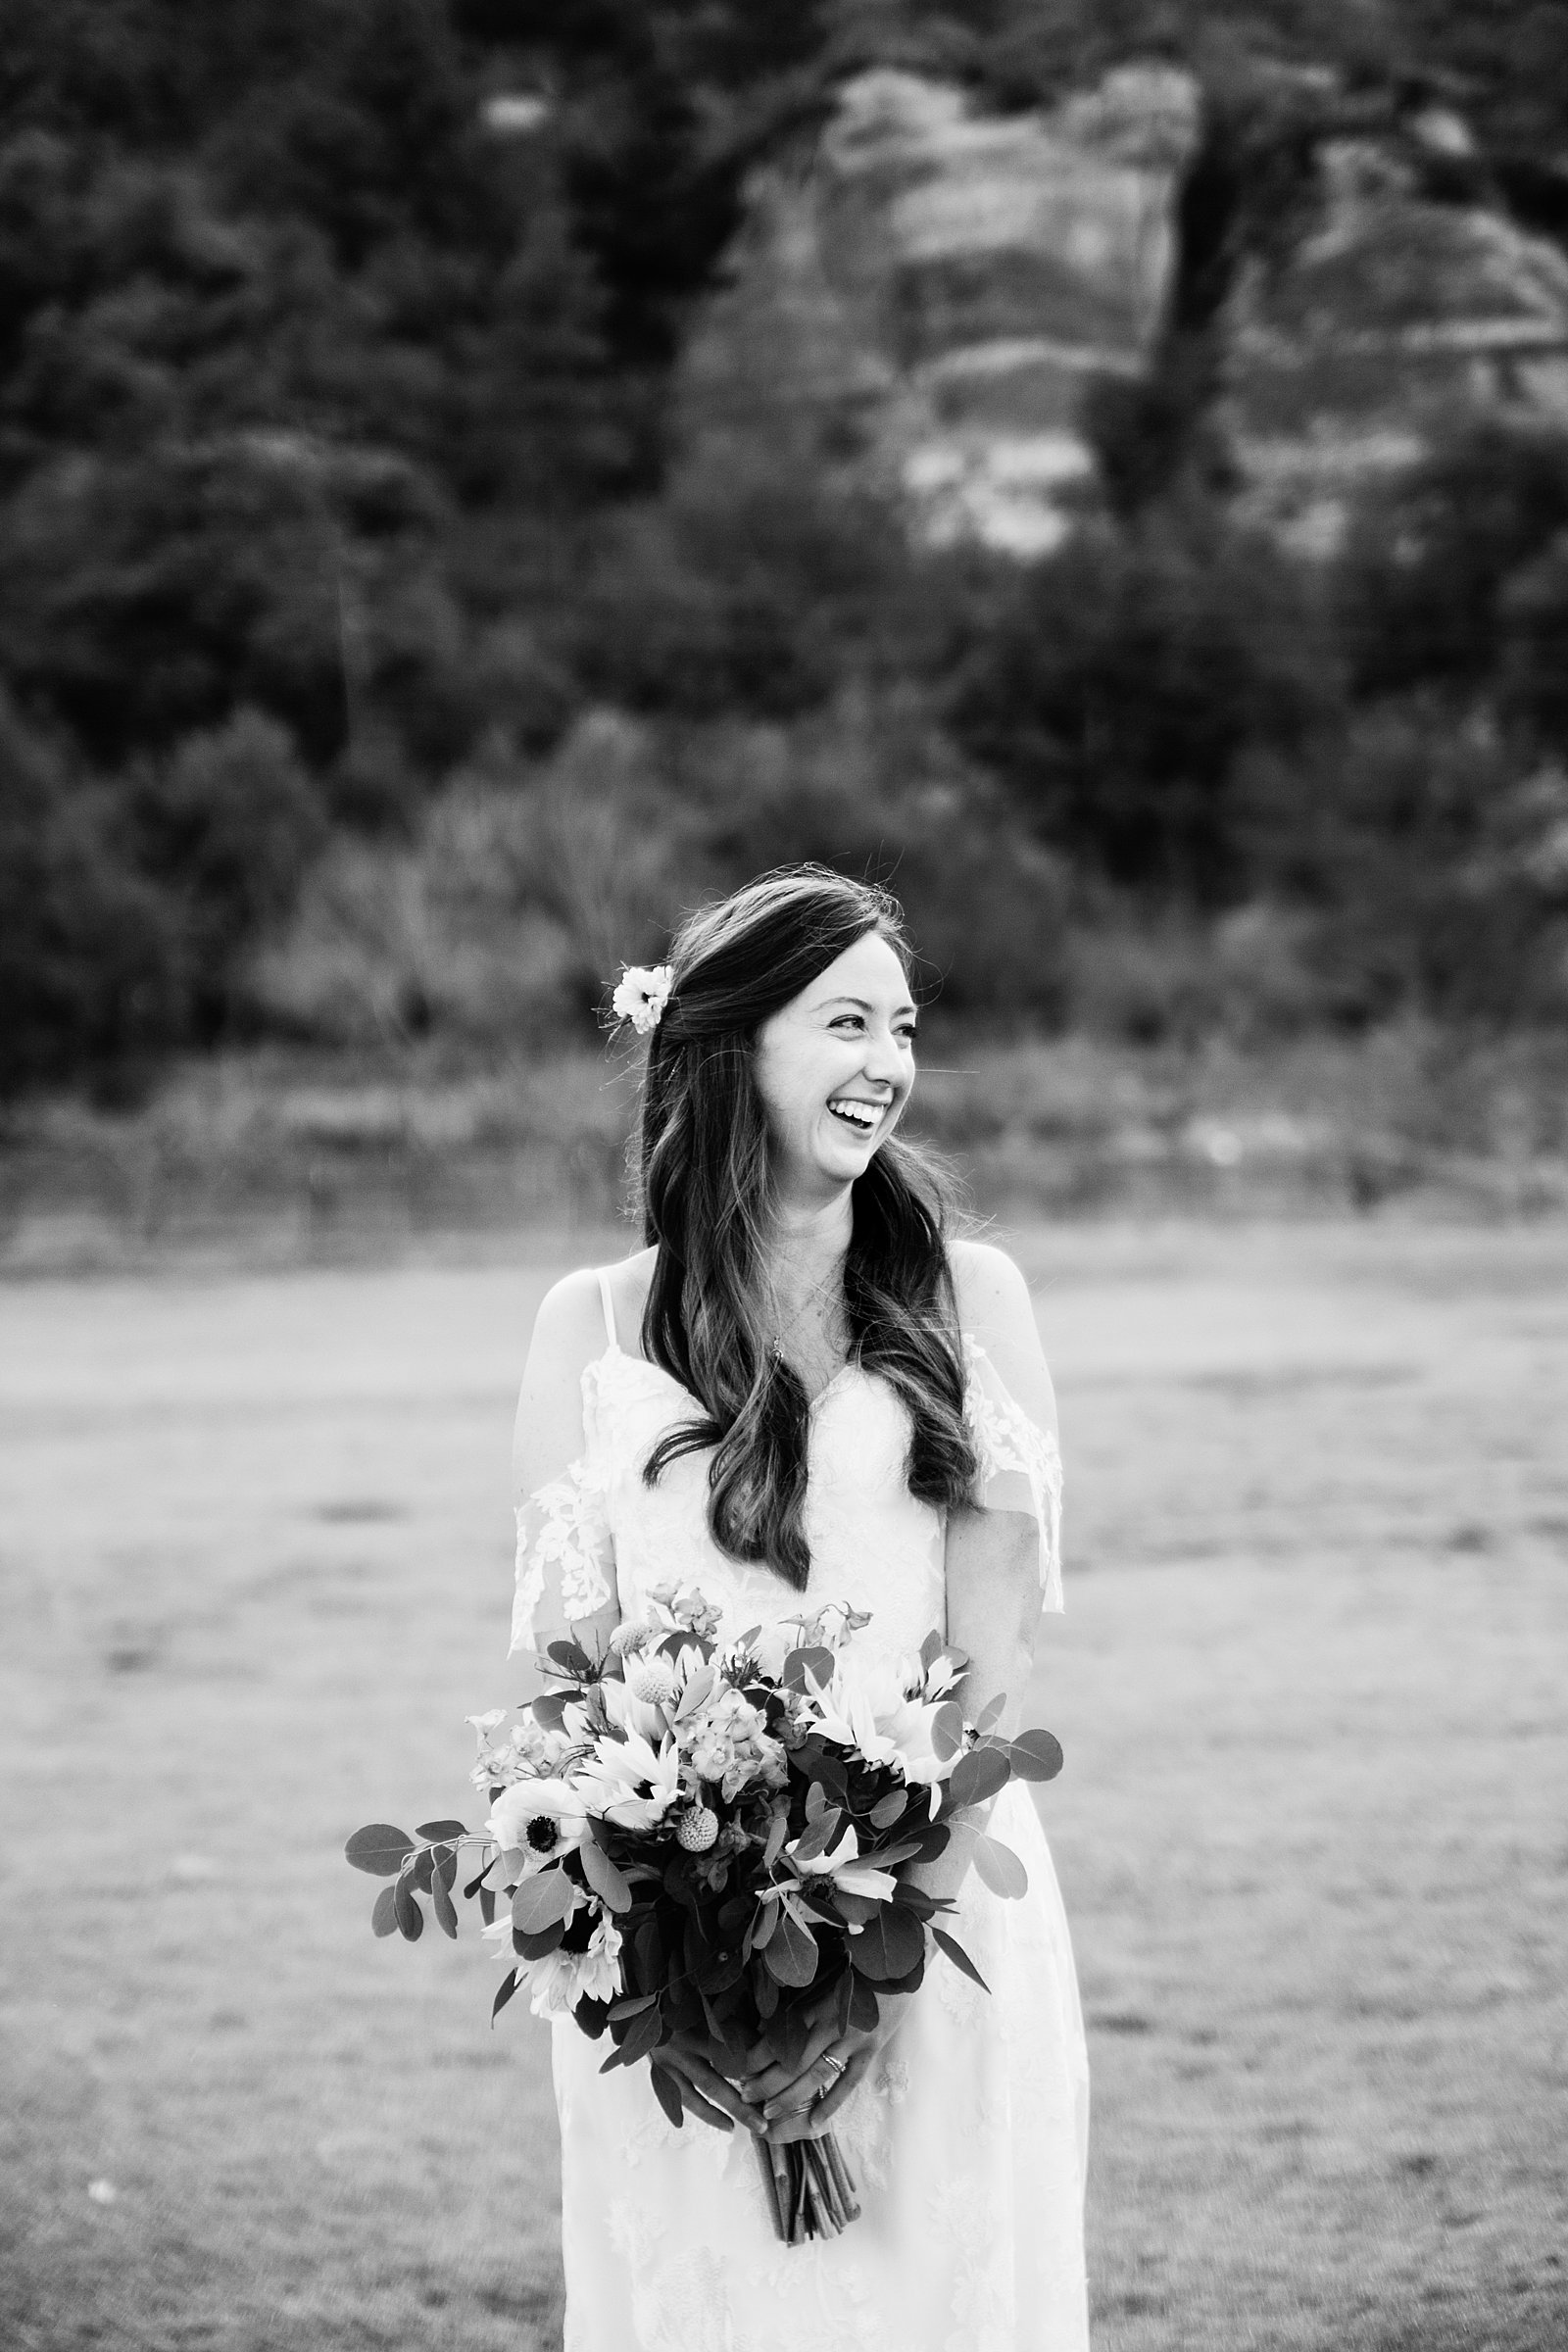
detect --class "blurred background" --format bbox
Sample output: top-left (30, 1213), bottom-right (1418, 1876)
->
top-left (3, 0), bottom-right (1568, 1246)
top-left (3, 8), bottom-right (1567, 2352)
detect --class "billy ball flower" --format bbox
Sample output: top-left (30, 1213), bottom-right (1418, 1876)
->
top-left (611, 963), bottom-right (673, 1037)
top-left (624, 1650), bottom-right (680, 1706)
top-left (676, 1804), bottom-right (719, 1852)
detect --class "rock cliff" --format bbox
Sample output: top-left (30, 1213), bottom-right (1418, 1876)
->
top-left (681, 65), bottom-right (1201, 554)
top-left (681, 62), bottom-right (1568, 560)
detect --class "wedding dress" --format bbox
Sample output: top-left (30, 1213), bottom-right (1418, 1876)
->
top-left (512, 1268), bottom-right (1091, 2352)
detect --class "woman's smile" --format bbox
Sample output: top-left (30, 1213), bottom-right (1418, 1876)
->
top-left (825, 1095), bottom-right (888, 1136)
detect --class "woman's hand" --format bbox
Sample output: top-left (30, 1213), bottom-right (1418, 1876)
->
top-left (657, 2030), bottom-right (770, 2137)
top-left (738, 1987), bottom-right (912, 2144)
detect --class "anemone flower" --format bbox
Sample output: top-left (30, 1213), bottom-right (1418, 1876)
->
top-left (486, 1776), bottom-right (591, 1875)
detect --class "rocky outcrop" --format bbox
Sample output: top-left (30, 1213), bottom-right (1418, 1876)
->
top-left (680, 65), bottom-right (1201, 554)
top-left (1224, 132), bottom-right (1568, 556)
top-left (682, 62), bottom-right (1568, 561)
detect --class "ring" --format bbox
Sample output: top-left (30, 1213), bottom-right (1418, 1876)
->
top-left (816, 2053), bottom-right (848, 2096)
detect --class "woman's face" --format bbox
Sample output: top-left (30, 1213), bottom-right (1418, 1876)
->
top-left (752, 931), bottom-right (918, 1203)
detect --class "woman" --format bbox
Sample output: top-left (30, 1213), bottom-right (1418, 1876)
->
top-left (512, 868), bottom-right (1090, 2352)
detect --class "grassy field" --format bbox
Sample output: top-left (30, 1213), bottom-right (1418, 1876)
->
top-left (2, 1220), bottom-right (1566, 2352)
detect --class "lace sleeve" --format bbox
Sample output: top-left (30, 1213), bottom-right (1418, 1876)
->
top-left (509, 1362), bottom-right (618, 1658)
top-left (961, 1335), bottom-right (1064, 1615)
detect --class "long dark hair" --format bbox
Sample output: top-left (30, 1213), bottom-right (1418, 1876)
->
top-left (628, 865), bottom-right (977, 1589)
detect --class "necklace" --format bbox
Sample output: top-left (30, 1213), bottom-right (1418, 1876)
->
top-left (764, 1252), bottom-right (847, 1367)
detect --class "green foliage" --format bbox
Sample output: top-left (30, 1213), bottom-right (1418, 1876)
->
top-left (6, 2), bottom-right (1568, 1096)
top-left (946, 508), bottom-right (1335, 900)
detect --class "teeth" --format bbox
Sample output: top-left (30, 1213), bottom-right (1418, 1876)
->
top-left (828, 1099), bottom-right (881, 1129)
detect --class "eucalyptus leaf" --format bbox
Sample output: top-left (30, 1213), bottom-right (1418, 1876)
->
top-left (345, 1824), bottom-right (416, 1877)
top-left (1008, 1728), bottom-right (1064, 1783)
top-left (618, 2004), bottom-right (666, 2066)
top-left (649, 2065), bottom-right (685, 2130)
top-left (579, 1838), bottom-right (633, 1914)
top-left (512, 1870), bottom-right (578, 1933)
top-left (931, 1702), bottom-right (965, 1763)
top-left (478, 1886), bottom-right (497, 1927)
top-left (762, 1910), bottom-right (819, 1988)
top-left (416, 1819), bottom-right (468, 1842)
top-left (548, 1639), bottom-right (593, 1678)
top-left (973, 1693), bottom-right (1007, 1736)
top-left (868, 1788), bottom-right (907, 1829)
top-left (609, 1992), bottom-right (658, 2021)
top-left (790, 1809), bottom-right (839, 1864)
top-left (931, 1926), bottom-right (991, 1991)
top-left (370, 1885), bottom-right (399, 1937)
top-left (760, 1809), bottom-right (788, 1870)
top-left (781, 1645), bottom-right (835, 1692)
top-left (971, 1835), bottom-right (1029, 1899)
top-left (751, 1896), bottom-right (780, 1952)
top-left (431, 1870), bottom-right (459, 1938)
top-left (514, 1919), bottom-right (565, 1959)
top-left (393, 1878), bottom-right (423, 1940)
top-left (849, 1903), bottom-right (923, 1983)
top-left (848, 1976), bottom-right (879, 2034)
top-left (491, 1970), bottom-right (519, 2022)
top-left (947, 1745), bottom-right (1012, 1812)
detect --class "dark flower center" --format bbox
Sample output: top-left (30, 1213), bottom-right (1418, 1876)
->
top-left (525, 1816), bottom-right (560, 1853)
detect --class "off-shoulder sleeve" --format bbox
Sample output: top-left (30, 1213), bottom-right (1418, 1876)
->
top-left (961, 1335), bottom-right (1064, 1614)
top-left (509, 1359), bottom-right (618, 1657)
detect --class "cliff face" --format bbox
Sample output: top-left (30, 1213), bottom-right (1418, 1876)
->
top-left (681, 65), bottom-right (1201, 554)
top-left (1226, 132), bottom-right (1568, 555)
top-left (682, 64), bottom-right (1568, 560)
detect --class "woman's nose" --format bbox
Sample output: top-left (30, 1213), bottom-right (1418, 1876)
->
top-left (861, 1027), bottom-right (905, 1088)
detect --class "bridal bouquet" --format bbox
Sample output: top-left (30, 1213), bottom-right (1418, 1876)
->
top-left (346, 1583), bottom-right (1062, 2244)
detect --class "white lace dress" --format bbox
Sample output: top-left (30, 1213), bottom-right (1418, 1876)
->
top-left (512, 1279), bottom-right (1091, 2352)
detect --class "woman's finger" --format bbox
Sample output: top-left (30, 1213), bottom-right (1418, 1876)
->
top-left (674, 2081), bottom-right (739, 2133)
top-left (666, 2052), bottom-right (767, 2134)
top-left (739, 2019), bottom-right (842, 2107)
top-left (804, 2045), bottom-right (868, 2132)
top-left (762, 2045), bottom-right (866, 2141)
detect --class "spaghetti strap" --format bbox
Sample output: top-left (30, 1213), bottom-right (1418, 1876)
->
top-left (595, 1265), bottom-right (617, 1351)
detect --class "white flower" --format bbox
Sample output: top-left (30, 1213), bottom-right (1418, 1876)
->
top-left (611, 963), bottom-right (673, 1037)
top-left (787, 1821), bottom-right (900, 1903)
top-left (575, 1726), bottom-right (683, 1831)
top-left (577, 1915), bottom-right (624, 2005)
top-left (486, 1776), bottom-right (591, 1873)
top-left (525, 1945), bottom-right (591, 2019)
top-left (810, 1657), bottom-right (947, 1786)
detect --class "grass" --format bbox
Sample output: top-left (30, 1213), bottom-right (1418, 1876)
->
top-left (2, 1219), bottom-right (1566, 2350)
top-left (5, 1024), bottom-right (1568, 1277)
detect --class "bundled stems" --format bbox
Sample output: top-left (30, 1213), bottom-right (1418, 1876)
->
top-left (754, 2131), bottom-right (860, 2244)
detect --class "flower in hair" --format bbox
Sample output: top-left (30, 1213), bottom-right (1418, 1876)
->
top-left (612, 963), bottom-right (673, 1037)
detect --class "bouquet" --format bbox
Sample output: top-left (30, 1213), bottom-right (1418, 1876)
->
top-left (346, 1583), bottom-right (1063, 2243)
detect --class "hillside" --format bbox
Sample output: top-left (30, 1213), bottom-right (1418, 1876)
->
top-left (2, 0), bottom-right (1567, 1107)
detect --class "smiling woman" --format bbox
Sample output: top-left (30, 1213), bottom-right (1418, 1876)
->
top-left (504, 865), bottom-right (1089, 2352)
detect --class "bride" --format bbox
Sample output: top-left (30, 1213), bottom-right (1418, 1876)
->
top-left (511, 866), bottom-right (1090, 2352)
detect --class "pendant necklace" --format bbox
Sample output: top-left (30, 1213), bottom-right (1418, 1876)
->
top-left (766, 1254), bottom-right (847, 1367)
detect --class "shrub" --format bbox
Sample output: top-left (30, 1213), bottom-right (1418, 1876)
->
top-left (947, 505), bottom-right (1336, 900)
top-left (1335, 423), bottom-right (1568, 702)
top-left (0, 698), bottom-right (180, 1097)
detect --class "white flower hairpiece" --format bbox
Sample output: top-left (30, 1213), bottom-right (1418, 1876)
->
top-left (611, 963), bottom-right (673, 1037)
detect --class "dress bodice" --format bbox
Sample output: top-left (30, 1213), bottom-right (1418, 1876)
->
top-left (585, 1345), bottom-right (950, 1665)
top-left (511, 1318), bottom-right (1063, 1666)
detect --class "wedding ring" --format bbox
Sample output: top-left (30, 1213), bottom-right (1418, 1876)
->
top-left (818, 2053), bottom-right (848, 2091)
